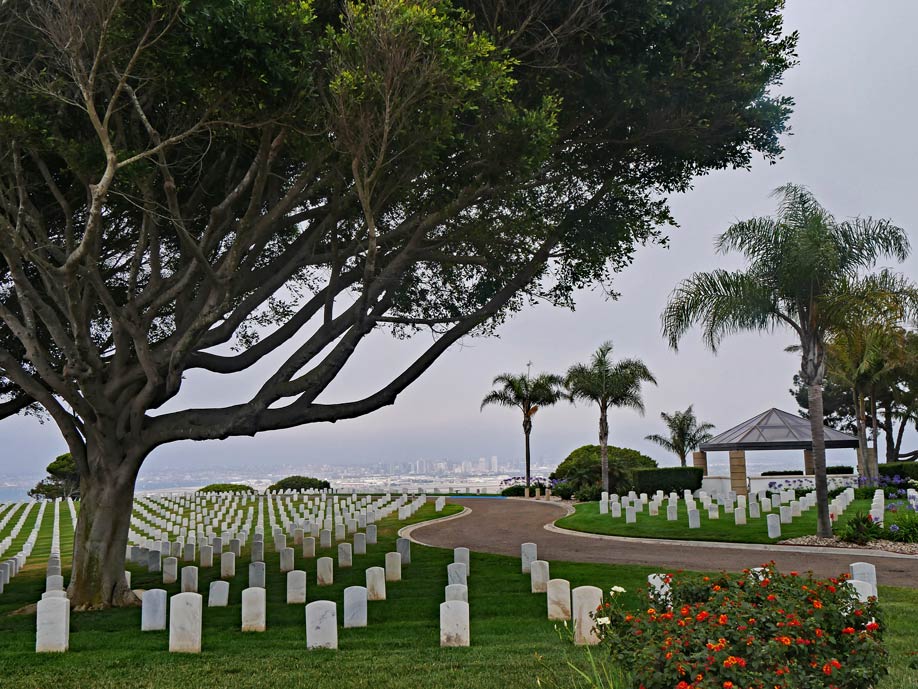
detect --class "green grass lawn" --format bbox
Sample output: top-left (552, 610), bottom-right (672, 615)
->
top-left (1, 500), bottom-right (915, 689)
top-left (555, 498), bottom-right (875, 544)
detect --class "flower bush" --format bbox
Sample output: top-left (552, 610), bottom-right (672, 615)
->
top-left (594, 564), bottom-right (886, 689)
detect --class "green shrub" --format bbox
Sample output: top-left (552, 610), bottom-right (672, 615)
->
top-left (551, 445), bottom-right (657, 495)
top-left (268, 475), bottom-right (331, 492)
top-left (596, 564), bottom-right (886, 689)
top-left (826, 465), bottom-right (855, 474)
top-left (197, 483), bottom-right (254, 493)
top-left (878, 461), bottom-right (918, 481)
top-left (761, 469), bottom-right (803, 476)
top-left (575, 484), bottom-right (603, 502)
top-left (888, 510), bottom-right (918, 543)
top-left (837, 511), bottom-right (885, 545)
top-left (552, 481), bottom-right (575, 500)
top-left (500, 482), bottom-right (547, 497)
top-left (633, 467), bottom-right (702, 495)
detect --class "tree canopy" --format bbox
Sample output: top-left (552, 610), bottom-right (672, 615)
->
top-left (0, 0), bottom-right (796, 607)
top-left (28, 452), bottom-right (80, 499)
top-left (268, 476), bottom-right (331, 492)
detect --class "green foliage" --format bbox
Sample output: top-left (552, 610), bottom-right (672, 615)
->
top-left (644, 405), bottom-right (714, 466)
top-left (268, 476), bottom-right (331, 492)
top-left (761, 469), bottom-right (803, 476)
top-left (837, 511), bottom-right (885, 545)
top-left (879, 462), bottom-right (918, 482)
top-left (552, 445), bottom-right (657, 496)
top-left (887, 510), bottom-right (918, 543)
top-left (500, 482), bottom-right (547, 497)
top-left (197, 483), bottom-right (255, 494)
top-left (28, 453), bottom-right (80, 500)
top-left (596, 564), bottom-right (886, 689)
top-left (574, 485), bottom-right (604, 503)
top-left (552, 481), bottom-right (576, 501)
top-left (632, 467), bottom-right (703, 495)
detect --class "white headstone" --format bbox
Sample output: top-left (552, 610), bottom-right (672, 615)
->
top-left (454, 547), bottom-right (470, 576)
top-left (366, 566), bottom-right (386, 600)
top-left (280, 547), bottom-right (295, 573)
top-left (547, 578), bottom-right (571, 620)
top-left (181, 566), bottom-right (198, 593)
top-left (35, 597), bottom-right (69, 653)
top-left (241, 587), bottom-right (266, 632)
top-left (447, 562), bottom-right (468, 588)
top-left (287, 570), bottom-right (307, 604)
top-left (521, 542), bottom-right (537, 573)
top-left (337, 542), bottom-right (352, 569)
top-left (305, 600), bottom-right (338, 650)
top-left (766, 513), bottom-right (781, 539)
top-left (343, 586), bottom-right (368, 628)
top-left (207, 581), bottom-right (229, 607)
top-left (385, 552), bottom-right (401, 582)
top-left (572, 585), bottom-right (603, 645)
top-left (734, 508), bottom-right (747, 526)
top-left (169, 592), bottom-right (203, 653)
top-left (249, 561), bottom-right (266, 588)
top-left (302, 537), bottom-right (316, 558)
top-left (220, 552), bottom-right (236, 579)
top-left (316, 557), bottom-right (334, 586)
top-left (141, 588), bottom-right (167, 631)
top-left (688, 509), bottom-right (700, 529)
top-left (396, 538), bottom-right (411, 565)
top-left (849, 562), bottom-right (878, 592)
top-left (445, 583), bottom-right (468, 602)
top-left (439, 600), bottom-right (470, 647)
top-left (530, 560), bottom-right (550, 593)
top-left (163, 557), bottom-right (178, 584)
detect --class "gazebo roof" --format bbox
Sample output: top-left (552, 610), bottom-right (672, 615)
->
top-left (699, 407), bottom-right (859, 452)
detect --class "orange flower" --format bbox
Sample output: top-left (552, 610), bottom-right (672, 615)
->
top-left (822, 663), bottom-right (833, 676)
top-left (830, 659), bottom-right (842, 669)
top-left (866, 621), bottom-right (880, 632)
top-left (812, 599), bottom-right (823, 609)
top-left (680, 605), bottom-right (691, 617)
top-left (775, 636), bottom-right (792, 646)
top-left (718, 614), bottom-right (728, 625)
top-left (841, 627), bottom-right (855, 635)
top-left (723, 683), bottom-right (734, 689)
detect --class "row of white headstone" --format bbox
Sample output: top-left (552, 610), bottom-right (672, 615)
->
top-left (2, 499), bottom-right (56, 599)
top-left (597, 487), bottom-right (857, 539)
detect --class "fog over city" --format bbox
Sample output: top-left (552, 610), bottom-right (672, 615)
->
top-left (1, 0), bottom-right (916, 497)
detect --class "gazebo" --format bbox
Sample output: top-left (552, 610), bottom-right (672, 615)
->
top-left (694, 407), bottom-right (859, 496)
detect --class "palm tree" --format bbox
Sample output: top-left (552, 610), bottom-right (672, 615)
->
top-left (662, 183), bottom-right (914, 537)
top-left (565, 342), bottom-right (656, 493)
top-left (645, 406), bottom-right (715, 467)
top-left (481, 370), bottom-right (566, 490)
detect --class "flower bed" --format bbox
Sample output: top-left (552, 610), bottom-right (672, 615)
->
top-left (594, 564), bottom-right (886, 689)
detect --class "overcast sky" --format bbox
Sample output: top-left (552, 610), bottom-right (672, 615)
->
top-left (2, 0), bottom-right (917, 485)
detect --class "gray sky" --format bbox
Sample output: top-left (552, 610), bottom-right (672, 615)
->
top-left (2, 0), bottom-right (917, 484)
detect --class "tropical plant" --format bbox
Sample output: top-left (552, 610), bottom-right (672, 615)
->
top-left (481, 371), bottom-right (566, 489)
top-left (565, 342), bottom-right (656, 492)
top-left (662, 184), bottom-right (915, 536)
top-left (644, 406), bottom-right (715, 467)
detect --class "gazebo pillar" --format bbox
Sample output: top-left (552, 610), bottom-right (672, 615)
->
top-left (692, 451), bottom-right (708, 476)
top-left (803, 449), bottom-right (815, 475)
top-left (728, 450), bottom-right (748, 496)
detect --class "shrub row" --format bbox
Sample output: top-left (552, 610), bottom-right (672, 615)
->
top-left (197, 483), bottom-right (254, 493)
top-left (633, 467), bottom-right (703, 495)
top-left (760, 465), bottom-right (854, 476)
top-left (878, 461), bottom-right (918, 481)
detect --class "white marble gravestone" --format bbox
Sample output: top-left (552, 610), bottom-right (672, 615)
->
top-left (439, 600), bottom-right (470, 647)
top-left (305, 600), bottom-right (338, 650)
top-left (343, 586), bottom-right (368, 628)
top-left (169, 592), bottom-right (203, 653)
top-left (547, 578), bottom-right (571, 621)
top-left (572, 586), bottom-right (603, 645)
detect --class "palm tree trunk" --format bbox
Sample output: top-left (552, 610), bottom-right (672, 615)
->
top-left (807, 383), bottom-right (832, 538)
top-left (679, 452), bottom-right (687, 468)
top-left (882, 398), bottom-right (897, 463)
top-left (599, 405), bottom-right (609, 493)
top-left (523, 416), bottom-right (532, 489)
top-left (854, 388), bottom-right (868, 477)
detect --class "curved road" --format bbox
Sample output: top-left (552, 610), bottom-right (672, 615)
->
top-left (408, 498), bottom-right (918, 588)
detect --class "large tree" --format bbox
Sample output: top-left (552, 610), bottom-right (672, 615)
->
top-left (565, 341), bottom-right (656, 492)
top-left (662, 184), bottom-right (914, 537)
top-left (0, 0), bottom-right (796, 606)
top-left (480, 371), bottom-right (566, 490)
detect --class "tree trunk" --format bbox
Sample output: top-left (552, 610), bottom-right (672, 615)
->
top-left (807, 383), bottom-right (832, 538)
top-left (882, 398), bottom-right (897, 463)
top-left (68, 443), bottom-right (142, 609)
top-left (679, 452), bottom-right (686, 468)
top-left (598, 405), bottom-right (609, 493)
top-left (523, 415), bottom-right (532, 489)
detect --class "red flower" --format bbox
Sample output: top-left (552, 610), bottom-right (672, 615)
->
top-left (823, 663), bottom-right (833, 676)
top-left (718, 614), bottom-right (729, 625)
top-left (866, 621), bottom-right (880, 632)
top-left (841, 627), bottom-right (855, 635)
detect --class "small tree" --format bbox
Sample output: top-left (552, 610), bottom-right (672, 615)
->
top-left (481, 371), bottom-right (566, 489)
top-left (565, 342), bottom-right (656, 492)
top-left (29, 453), bottom-right (80, 500)
top-left (268, 476), bottom-right (331, 492)
top-left (644, 406), bottom-right (715, 467)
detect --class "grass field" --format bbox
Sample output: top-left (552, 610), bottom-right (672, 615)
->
top-left (555, 498), bottom-right (875, 544)
top-left (1, 500), bottom-right (915, 689)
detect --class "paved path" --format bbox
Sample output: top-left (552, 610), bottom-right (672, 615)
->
top-left (407, 498), bottom-right (918, 588)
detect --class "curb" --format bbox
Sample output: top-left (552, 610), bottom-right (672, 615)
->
top-left (398, 506), bottom-right (472, 545)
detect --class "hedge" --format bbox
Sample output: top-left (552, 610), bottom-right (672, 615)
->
top-left (761, 470), bottom-right (803, 476)
top-left (826, 465), bottom-right (855, 475)
top-left (269, 476), bottom-right (331, 492)
top-left (878, 462), bottom-right (918, 482)
top-left (633, 467), bottom-right (703, 495)
top-left (197, 483), bottom-right (254, 493)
